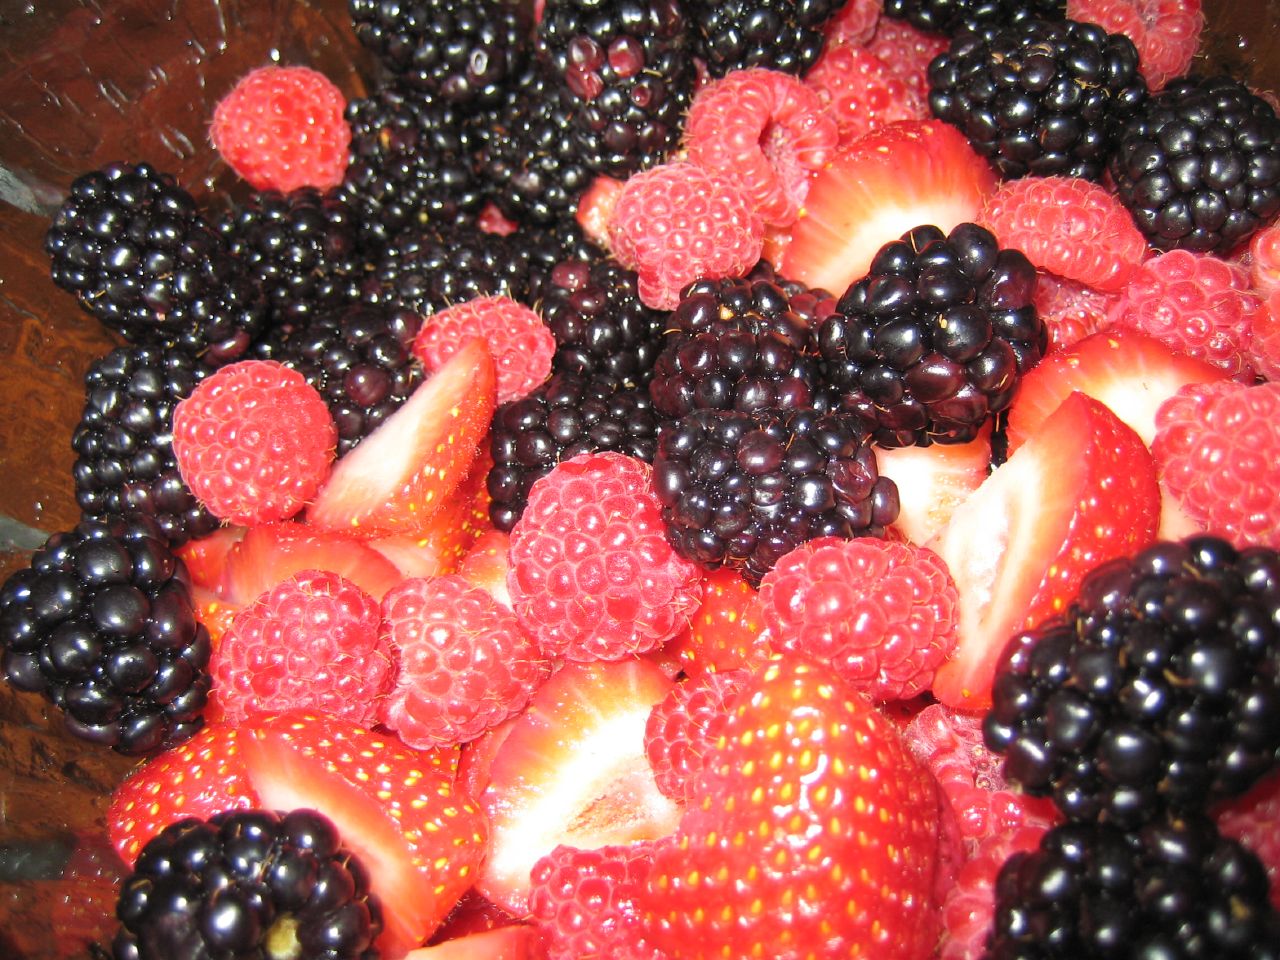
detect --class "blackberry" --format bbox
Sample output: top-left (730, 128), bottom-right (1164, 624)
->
top-left (112, 809), bottom-right (381, 960)
top-left (488, 370), bottom-right (666, 531)
top-left (883, 0), bottom-right (1064, 37)
top-left (1108, 75), bottom-right (1280, 254)
top-left (45, 162), bottom-right (267, 365)
top-left (521, 217), bottom-right (607, 305)
top-left (817, 222), bottom-right (1047, 447)
top-left (652, 406), bottom-right (900, 585)
top-left (687, 0), bottom-right (845, 77)
top-left (536, 0), bottom-right (695, 177)
top-left (984, 536), bottom-right (1280, 829)
top-left (985, 813), bottom-right (1280, 960)
top-left (349, 0), bottom-right (527, 109)
top-left (928, 17), bottom-right (1148, 180)
top-left (72, 345), bottom-right (219, 549)
top-left (0, 516), bottom-right (211, 757)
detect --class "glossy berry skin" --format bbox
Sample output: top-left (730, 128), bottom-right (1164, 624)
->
top-left (884, 0), bottom-right (1065, 36)
top-left (688, 0), bottom-right (846, 77)
top-left (644, 669), bottom-right (747, 803)
top-left (1066, 0), bottom-right (1204, 92)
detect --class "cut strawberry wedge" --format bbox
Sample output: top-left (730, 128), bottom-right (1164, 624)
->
top-left (407, 926), bottom-right (547, 960)
top-left (476, 658), bottom-right (681, 915)
top-left (875, 423), bottom-right (992, 546)
top-left (175, 526), bottom-right (246, 591)
top-left (776, 120), bottom-right (998, 295)
top-left (928, 392), bottom-right (1161, 711)
top-left (309, 337), bottom-right (497, 538)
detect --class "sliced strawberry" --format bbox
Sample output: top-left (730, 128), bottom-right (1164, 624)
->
top-left (175, 525), bottom-right (246, 591)
top-left (476, 659), bottom-right (682, 915)
top-left (458, 528), bottom-right (513, 607)
top-left (928, 391), bottom-right (1161, 711)
top-left (776, 119), bottom-right (998, 295)
top-left (242, 712), bottom-right (488, 958)
top-left (309, 337), bottom-right (497, 538)
top-left (661, 566), bottom-right (770, 679)
top-left (408, 926), bottom-right (548, 960)
top-left (875, 423), bottom-right (992, 546)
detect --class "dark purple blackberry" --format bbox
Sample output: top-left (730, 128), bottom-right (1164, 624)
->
top-left (255, 303), bottom-right (424, 456)
top-left (1108, 75), bottom-right (1280, 254)
top-left (985, 814), bottom-right (1280, 960)
top-left (687, 0), bottom-right (845, 77)
top-left (488, 370), bottom-right (666, 530)
top-left (72, 345), bottom-right (218, 549)
top-left (112, 808), bottom-right (381, 960)
top-left (535, 0), bottom-right (695, 177)
top-left (340, 81), bottom-right (483, 252)
top-left (0, 516), bottom-right (211, 757)
top-left (519, 216), bottom-right (607, 306)
top-left (984, 536), bottom-right (1280, 829)
top-left (45, 162), bottom-right (266, 365)
top-left (818, 222), bottom-right (1046, 447)
top-left (652, 406), bottom-right (899, 585)
top-left (928, 17), bottom-right (1148, 180)
top-left (883, 0), bottom-right (1064, 37)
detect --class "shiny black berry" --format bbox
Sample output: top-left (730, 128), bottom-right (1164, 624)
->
top-left (688, 0), bottom-right (844, 77)
top-left (883, 0), bottom-right (1065, 37)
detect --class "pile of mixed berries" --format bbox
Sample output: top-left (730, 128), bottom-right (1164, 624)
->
top-left (4, 0), bottom-right (1280, 957)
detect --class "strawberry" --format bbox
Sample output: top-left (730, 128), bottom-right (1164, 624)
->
top-left (407, 926), bottom-right (549, 960)
top-left (928, 391), bottom-right (1162, 710)
top-left (660, 566), bottom-right (771, 678)
top-left (874, 423), bottom-right (992, 546)
top-left (639, 655), bottom-right (946, 960)
top-left (458, 528), bottom-right (513, 606)
top-left (475, 658), bottom-right (682, 915)
top-left (575, 174), bottom-right (624, 248)
top-left (308, 336), bottom-right (497, 538)
top-left (175, 525), bottom-right (246, 592)
top-left (775, 120), bottom-right (998, 296)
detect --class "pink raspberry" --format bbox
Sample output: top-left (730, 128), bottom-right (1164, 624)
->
top-left (1033, 272), bottom-right (1119, 352)
top-left (212, 569), bottom-right (389, 725)
top-left (684, 69), bottom-right (838, 227)
top-left (607, 161), bottom-right (764, 310)
top-left (823, 0), bottom-right (882, 45)
top-left (980, 176), bottom-right (1148, 293)
top-left (643, 669), bottom-right (747, 803)
top-left (1153, 379), bottom-right (1280, 549)
top-left (757, 536), bottom-right (959, 701)
top-left (507, 452), bottom-right (703, 661)
top-left (1246, 288), bottom-right (1280, 381)
top-left (1249, 219), bottom-right (1280, 297)
top-left (172, 359), bottom-right (336, 525)
top-left (1214, 770), bottom-right (1280, 911)
top-left (378, 574), bottom-right (553, 748)
top-left (865, 16), bottom-right (949, 105)
top-left (1067, 0), bottom-right (1203, 91)
top-left (414, 295), bottom-right (555, 405)
top-left (1106, 249), bottom-right (1265, 377)
top-left (804, 44), bottom-right (929, 148)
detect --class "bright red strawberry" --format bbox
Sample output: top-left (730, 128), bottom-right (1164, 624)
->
top-left (409, 926), bottom-right (548, 960)
top-left (459, 528), bottom-right (513, 606)
top-left (758, 536), bottom-right (959, 701)
top-left (874, 424), bottom-right (992, 546)
top-left (775, 120), bottom-right (998, 296)
top-left (805, 44), bottom-right (929, 148)
top-left (309, 336), bottom-right (497, 538)
top-left (661, 566), bottom-right (771, 678)
top-left (643, 668), bottom-right (747, 803)
top-left (507, 452), bottom-right (703, 662)
top-left (476, 658), bottom-right (682, 915)
top-left (864, 16), bottom-right (950, 104)
top-left (243, 712), bottom-right (488, 957)
top-left (1032, 271), bottom-right (1118, 351)
top-left (1067, 0), bottom-right (1203, 91)
top-left (175, 525), bottom-right (246, 591)
top-left (107, 721), bottom-right (257, 865)
top-left (823, 0), bottom-right (881, 45)
top-left (639, 655), bottom-right (946, 960)
top-left (929, 391), bottom-right (1161, 710)
top-left (212, 568), bottom-right (390, 725)
top-left (414, 296), bottom-right (555, 405)
top-left (980, 176), bottom-right (1148, 293)
top-left (171, 359), bottom-right (336, 525)
top-left (211, 65), bottom-right (351, 192)
top-left (1214, 769), bottom-right (1280, 911)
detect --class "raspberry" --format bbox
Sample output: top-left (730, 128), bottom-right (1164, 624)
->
top-left (1215, 770), bottom-right (1280, 911)
top-left (1067, 0), bottom-right (1203, 91)
top-left (211, 569), bottom-right (389, 725)
top-left (413, 295), bottom-right (556, 405)
top-left (1152, 379), bottom-right (1280, 549)
top-left (1106, 249), bottom-right (1265, 377)
top-left (1249, 219), bottom-right (1280, 297)
top-left (804, 44), bottom-right (929, 148)
top-left (644, 669), bottom-right (747, 803)
top-left (507, 452), bottom-right (703, 661)
top-left (980, 176), bottom-right (1149, 293)
top-left (210, 66), bottom-right (351, 193)
top-left (756, 536), bottom-right (959, 701)
top-left (171, 359), bottom-right (337, 525)
top-left (1246, 288), bottom-right (1280, 382)
top-left (864, 16), bottom-right (949, 106)
top-left (607, 161), bottom-right (764, 311)
top-left (662, 566), bottom-right (772, 679)
top-left (683, 68), bottom-right (838, 227)
top-left (378, 574), bottom-right (552, 748)
top-left (1032, 272), bottom-right (1118, 352)
top-left (823, 0), bottom-right (882, 45)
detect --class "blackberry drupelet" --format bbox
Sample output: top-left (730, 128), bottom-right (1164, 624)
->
top-left (349, 0), bottom-right (527, 109)
top-left (536, 0), bottom-right (696, 177)
top-left (652, 406), bottom-right (899, 585)
top-left (45, 162), bottom-right (266, 365)
top-left (112, 808), bottom-right (382, 960)
top-left (928, 17), bottom-right (1148, 180)
top-left (687, 0), bottom-right (846, 77)
top-left (521, 217), bottom-right (607, 306)
top-left (985, 813), bottom-right (1280, 960)
top-left (984, 536), bottom-right (1280, 829)
top-left (817, 222), bottom-right (1047, 447)
top-left (488, 370), bottom-right (666, 530)
top-left (0, 517), bottom-right (211, 757)
top-left (883, 0), bottom-right (1065, 37)
top-left (1108, 75), bottom-right (1280, 254)
top-left (72, 345), bottom-right (219, 549)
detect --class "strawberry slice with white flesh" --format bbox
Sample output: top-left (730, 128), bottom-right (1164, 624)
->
top-left (875, 422), bottom-right (992, 546)
top-left (475, 658), bottom-right (682, 915)
top-left (309, 336), bottom-right (497, 539)
top-left (406, 926), bottom-right (547, 960)
top-left (928, 391), bottom-right (1161, 711)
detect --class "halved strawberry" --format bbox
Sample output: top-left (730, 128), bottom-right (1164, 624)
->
top-left (408, 926), bottom-right (548, 960)
top-left (458, 528), bottom-right (513, 607)
top-left (774, 120), bottom-right (998, 295)
top-left (175, 525), bottom-right (246, 591)
top-left (928, 391), bottom-right (1161, 711)
top-left (875, 423), bottom-right (992, 546)
top-left (475, 658), bottom-right (682, 915)
top-left (309, 336), bottom-right (497, 538)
